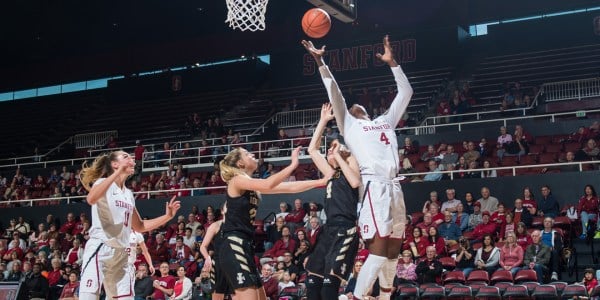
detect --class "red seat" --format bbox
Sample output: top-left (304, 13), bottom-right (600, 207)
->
top-left (514, 269), bottom-right (538, 283)
top-left (538, 152), bottom-right (557, 164)
top-left (490, 269), bottom-right (513, 283)
top-left (439, 256), bottom-right (456, 270)
top-left (475, 286), bottom-right (501, 298)
top-left (528, 144), bottom-right (544, 154)
top-left (443, 270), bottom-right (466, 284)
top-left (533, 284), bottom-right (558, 298)
top-left (534, 135), bottom-right (552, 145)
top-left (531, 217), bottom-right (544, 228)
top-left (503, 284), bottom-right (530, 298)
top-left (467, 270), bottom-right (490, 284)
top-left (564, 142), bottom-right (582, 153)
top-left (519, 154), bottom-right (537, 166)
top-left (545, 144), bottom-right (563, 153)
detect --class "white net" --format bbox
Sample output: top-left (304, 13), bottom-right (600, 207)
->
top-left (225, 0), bottom-right (269, 32)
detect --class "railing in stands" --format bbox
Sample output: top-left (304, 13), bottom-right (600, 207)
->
top-left (74, 130), bottom-right (118, 149)
top-left (419, 86), bottom-right (541, 128)
top-left (402, 108), bottom-right (600, 136)
top-left (274, 108), bottom-right (321, 129)
top-left (542, 78), bottom-right (600, 102)
top-left (1, 107), bottom-right (599, 171)
top-left (1, 161), bottom-right (596, 207)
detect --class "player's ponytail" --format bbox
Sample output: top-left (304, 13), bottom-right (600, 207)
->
top-left (219, 148), bottom-right (244, 182)
top-left (80, 152), bottom-right (119, 191)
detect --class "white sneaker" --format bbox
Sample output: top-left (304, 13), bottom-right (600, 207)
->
top-left (551, 272), bottom-right (558, 281)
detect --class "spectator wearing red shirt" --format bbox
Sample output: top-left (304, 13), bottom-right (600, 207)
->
top-left (59, 271), bottom-right (80, 300)
top-left (355, 239), bottom-right (370, 263)
top-left (426, 226), bottom-right (446, 256)
top-left (72, 213), bottom-right (87, 236)
top-left (63, 238), bottom-right (83, 266)
top-left (153, 262), bottom-right (176, 300)
top-left (306, 216), bottom-right (321, 247)
top-left (59, 213), bottom-right (77, 235)
top-left (404, 227), bottom-right (429, 259)
top-left (294, 128), bottom-right (311, 148)
top-left (578, 184), bottom-right (599, 239)
top-left (521, 187), bottom-right (537, 216)
top-left (515, 222), bottom-right (532, 250)
top-left (284, 199), bottom-right (306, 232)
top-left (261, 263), bottom-right (279, 300)
top-left (169, 236), bottom-right (193, 264)
top-left (490, 203), bottom-right (507, 229)
top-left (47, 258), bottom-right (65, 299)
top-left (471, 211), bottom-right (497, 242)
top-left (429, 203), bottom-right (444, 227)
top-left (262, 226), bottom-right (297, 264)
top-left (59, 232), bottom-right (75, 254)
top-left (148, 233), bottom-right (170, 264)
top-left (582, 268), bottom-right (598, 296)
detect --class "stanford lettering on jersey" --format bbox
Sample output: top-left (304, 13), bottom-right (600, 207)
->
top-left (362, 123), bottom-right (391, 131)
top-left (115, 200), bottom-right (133, 210)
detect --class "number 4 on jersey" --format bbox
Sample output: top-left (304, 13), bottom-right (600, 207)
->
top-left (380, 132), bottom-right (390, 145)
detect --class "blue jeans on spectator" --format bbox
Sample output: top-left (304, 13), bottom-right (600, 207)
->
top-left (581, 211), bottom-right (597, 232)
top-left (460, 267), bottom-right (474, 279)
top-left (500, 266), bottom-right (521, 277)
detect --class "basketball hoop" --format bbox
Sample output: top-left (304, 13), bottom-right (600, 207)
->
top-left (225, 0), bottom-right (269, 32)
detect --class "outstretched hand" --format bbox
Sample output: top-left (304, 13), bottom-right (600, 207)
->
top-left (320, 103), bottom-right (334, 122)
top-left (375, 35), bottom-right (397, 67)
top-left (289, 146), bottom-right (302, 169)
top-left (301, 40), bottom-right (326, 60)
top-left (165, 196), bottom-right (181, 218)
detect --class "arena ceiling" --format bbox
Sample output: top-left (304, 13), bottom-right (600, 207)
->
top-left (0, 0), bottom-right (597, 92)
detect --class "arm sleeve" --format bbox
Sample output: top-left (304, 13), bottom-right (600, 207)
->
top-left (484, 248), bottom-right (500, 268)
top-left (318, 65), bottom-right (352, 136)
top-left (382, 66), bottom-right (414, 127)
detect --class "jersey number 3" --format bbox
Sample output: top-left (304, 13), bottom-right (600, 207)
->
top-left (380, 132), bottom-right (390, 145)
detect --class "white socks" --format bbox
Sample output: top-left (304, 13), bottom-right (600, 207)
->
top-left (353, 254), bottom-right (387, 300)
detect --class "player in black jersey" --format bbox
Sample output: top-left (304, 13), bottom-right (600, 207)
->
top-left (218, 147), bottom-right (330, 300)
top-left (305, 103), bottom-right (361, 300)
top-left (200, 204), bottom-right (231, 300)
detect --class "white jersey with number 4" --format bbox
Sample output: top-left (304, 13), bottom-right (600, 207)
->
top-left (319, 65), bottom-right (413, 179)
top-left (89, 178), bottom-right (135, 248)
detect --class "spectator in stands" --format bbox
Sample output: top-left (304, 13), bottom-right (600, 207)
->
top-left (491, 203), bottom-right (507, 229)
top-left (578, 138), bottom-right (600, 160)
top-left (453, 203), bottom-right (469, 232)
top-left (5, 260), bottom-right (23, 282)
top-left (265, 216), bottom-right (285, 251)
top-left (281, 251), bottom-right (300, 283)
top-left (21, 262), bottom-right (49, 300)
top-left (420, 145), bottom-right (438, 162)
top-left (498, 231), bottom-right (523, 276)
top-left (405, 227), bottom-right (428, 259)
top-left (537, 185), bottom-right (559, 218)
top-left (149, 233), bottom-right (169, 264)
top-left (170, 236), bottom-right (193, 265)
top-left (438, 211), bottom-right (462, 247)
top-left (271, 129), bottom-right (291, 157)
top-left (262, 226), bottom-right (297, 265)
top-left (471, 211), bottom-right (496, 242)
top-left (260, 263), bottom-right (279, 300)
top-left (306, 216), bottom-right (321, 247)
top-left (422, 191), bottom-right (441, 214)
top-left (402, 137), bottom-right (418, 155)
top-left (440, 144), bottom-right (459, 168)
top-left (153, 262), bottom-right (176, 300)
top-left (496, 126), bottom-right (513, 162)
top-left (341, 260), bottom-right (363, 300)
top-left (582, 268), bottom-right (599, 298)
top-left (63, 238), bottom-right (83, 267)
top-left (474, 234), bottom-right (500, 275)
top-left (324, 126), bottom-right (338, 141)
top-left (541, 217), bottom-right (562, 281)
top-left (512, 198), bottom-right (533, 227)
top-left (478, 138), bottom-right (492, 158)
top-left (427, 226), bottom-right (446, 256)
top-left (284, 198), bottom-right (306, 232)
top-left (429, 203), bottom-right (445, 226)
top-left (515, 222), bottom-right (532, 249)
top-left (477, 187), bottom-right (499, 213)
top-left (436, 100), bottom-right (451, 123)
top-left (578, 185), bottom-right (599, 239)
top-left (58, 271), bottom-right (79, 300)
top-left (467, 202), bottom-right (482, 232)
top-left (134, 263), bottom-right (154, 300)
top-left (455, 156), bottom-right (468, 179)
top-left (293, 128), bottom-right (310, 148)
top-left (304, 202), bottom-right (326, 228)
top-left (523, 230), bottom-right (551, 283)
top-left (480, 160), bottom-right (497, 178)
top-left (170, 266), bottom-right (192, 300)
top-left (441, 188), bottom-right (461, 213)
top-left (415, 246), bottom-right (443, 284)
top-left (423, 160), bottom-right (442, 181)
top-left (499, 212), bottom-right (515, 242)
top-left (464, 161), bottom-right (481, 179)
top-left (395, 250), bottom-right (417, 285)
top-left (463, 142), bottom-right (480, 164)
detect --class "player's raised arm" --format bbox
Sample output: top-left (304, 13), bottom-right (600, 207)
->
top-left (307, 103), bottom-right (336, 178)
top-left (377, 35), bottom-right (413, 127)
top-left (131, 196), bottom-right (181, 233)
top-left (302, 40), bottom-right (350, 135)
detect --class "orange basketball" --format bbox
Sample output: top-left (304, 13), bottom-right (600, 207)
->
top-left (302, 8), bottom-right (331, 39)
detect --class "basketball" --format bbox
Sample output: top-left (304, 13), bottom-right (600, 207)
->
top-left (302, 8), bottom-right (331, 39)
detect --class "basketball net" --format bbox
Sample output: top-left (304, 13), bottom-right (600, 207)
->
top-left (225, 0), bottom-right (269, 32)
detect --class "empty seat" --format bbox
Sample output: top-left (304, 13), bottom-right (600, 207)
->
top-left (490, 269), bottom-right (513, 284)
top-left (514, 269), bottom-right (539, 283)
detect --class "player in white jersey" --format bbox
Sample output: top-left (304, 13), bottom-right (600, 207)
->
top-left (303, 35), bottom-right (413, 300)
top-left (128, 231), bottom-right (155, 275)
top-left (79, 150), bottom-right (181, 300)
